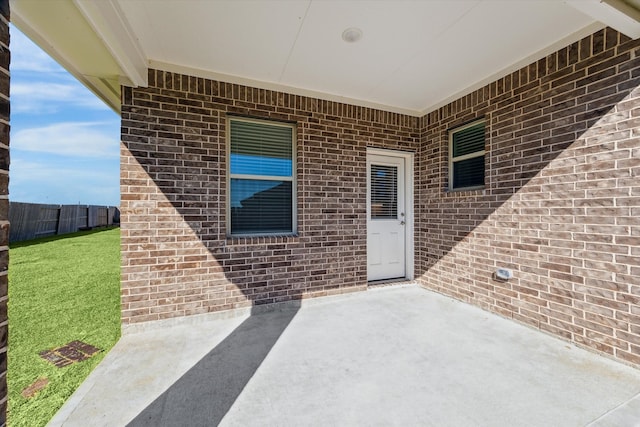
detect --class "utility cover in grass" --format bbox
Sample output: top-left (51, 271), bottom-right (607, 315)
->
top-left (21, 377), bottom-right (49, 398)
top-left (39, 341), bottom-right (101, 368)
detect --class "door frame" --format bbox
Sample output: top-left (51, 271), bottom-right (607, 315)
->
top-left (366, 147), bottom-right (415, 281)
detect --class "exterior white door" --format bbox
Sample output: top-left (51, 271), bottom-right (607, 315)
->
top-left (367, 153), bottom-right (406, 281)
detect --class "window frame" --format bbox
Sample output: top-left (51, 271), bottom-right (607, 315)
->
top-left (448, 119), bottom-right (486, 191)
top-left (226, 116), bottom-right (297, 237)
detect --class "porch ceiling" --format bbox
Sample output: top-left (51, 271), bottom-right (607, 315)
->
top-left (10, 0), bottom-right (640, 116)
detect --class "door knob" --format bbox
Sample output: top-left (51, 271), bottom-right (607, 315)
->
top-left (400, 221), bottom-right (405, 225)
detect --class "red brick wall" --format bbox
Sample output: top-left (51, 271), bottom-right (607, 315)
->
top-left (417, 28), bottom-right (640, 366)
top-left (120, 76), bottom-right (419, 323)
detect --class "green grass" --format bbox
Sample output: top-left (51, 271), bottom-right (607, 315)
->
top-left (7, 228), bottom-right (121, 427)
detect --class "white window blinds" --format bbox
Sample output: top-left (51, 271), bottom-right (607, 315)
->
top-left (228, 118), bottom-right (295, 235)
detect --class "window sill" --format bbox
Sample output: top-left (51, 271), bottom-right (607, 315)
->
top-left (446, 186), bottom-right (485, 193)
top-left (225, 233), bottom-right (299, 245)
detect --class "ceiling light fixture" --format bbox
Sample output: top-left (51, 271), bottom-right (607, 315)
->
top-left (341, 27), bottom-right (363, 43)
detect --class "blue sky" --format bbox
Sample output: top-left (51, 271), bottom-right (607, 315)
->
top-left (9, 25), bottom-right (120, 206)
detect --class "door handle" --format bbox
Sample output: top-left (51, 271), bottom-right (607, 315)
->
top-left (400, 221), bottom-right (405, 225)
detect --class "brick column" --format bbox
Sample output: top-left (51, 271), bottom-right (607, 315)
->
top-left (0, 0), bottom-right (8, 425)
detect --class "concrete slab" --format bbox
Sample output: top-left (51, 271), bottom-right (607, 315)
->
top-left (48, 285), bottom-right (640, 427)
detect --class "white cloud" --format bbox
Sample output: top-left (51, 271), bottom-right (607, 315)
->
top-left (10, 158), bottom-right (114, 181)
top-left (12, 81), bottom-right (109, 113)
top-left (9, 158), bottom-right (119, 205)
top-left (12, 122), bottom-right (120, 158)
top-left (10, 25), bottom-right (111, 113)
top-left (8, 25), bottom-right (121, 206)
top-left (10, 25), bottom-right (66, 73)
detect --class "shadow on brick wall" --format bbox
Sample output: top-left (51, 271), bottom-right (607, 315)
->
top-left (120, 70), bottom-right (420, 325)
top-left (414, 32), bottom-right (640, 363)
top-left (120, 30), bottom-right (639, 413)
top-left (120, 74), bottom-right (417, 423)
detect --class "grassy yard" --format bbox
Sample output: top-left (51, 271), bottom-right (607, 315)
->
top-left (8, 228), bottom-right (121, 427)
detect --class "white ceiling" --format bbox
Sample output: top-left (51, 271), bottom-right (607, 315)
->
top-left (11, 0), bottom-right (640, 116)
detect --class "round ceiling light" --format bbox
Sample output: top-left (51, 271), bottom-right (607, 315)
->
top-left (342, 27), bottom-right (363, 43)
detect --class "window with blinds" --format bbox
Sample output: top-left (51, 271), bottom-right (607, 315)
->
top-left (228, 117), bottom-right (296, 235)
top-left (449, 120), bottom-right (485, 190)
top-left (370, 164), bottom-right (398, 219)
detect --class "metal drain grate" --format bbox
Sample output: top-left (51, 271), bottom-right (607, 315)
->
top-left (39, 340), bottom-right (101, 368)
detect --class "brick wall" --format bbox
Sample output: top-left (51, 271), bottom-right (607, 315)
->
top-left (120, 75), bottom-right (419, 323)
top-left (0, 0), bottom-right (8, 424)
top-left (417, 28), bottom-right (640, 366)
top-left (121, 27), bottom-right (639, 367)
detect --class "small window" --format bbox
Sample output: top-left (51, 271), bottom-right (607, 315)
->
top-left (227, 117), bottom-right (296, 236)
top-left (449, 120), bottom-right (485, 190)
top-left (370, 164), bottom-right (398, 219)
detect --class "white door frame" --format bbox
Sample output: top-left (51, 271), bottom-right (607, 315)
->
top-left (366, 147), bottom-right (414, 281)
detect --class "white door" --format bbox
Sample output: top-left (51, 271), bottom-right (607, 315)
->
top-left (367, 154), bottom-right (406, 281)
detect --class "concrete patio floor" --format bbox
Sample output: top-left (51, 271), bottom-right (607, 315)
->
top-left (49, 284), bottom-right (640, 427)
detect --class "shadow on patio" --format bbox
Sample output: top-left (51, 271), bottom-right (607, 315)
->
top-left (127, 303), bottom-right (300, 426)
top-left (49, 285), bottom-right (640, 426)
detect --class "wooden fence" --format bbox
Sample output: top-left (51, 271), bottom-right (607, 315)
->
top-left (9, 202), bottom-right (120, 243)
